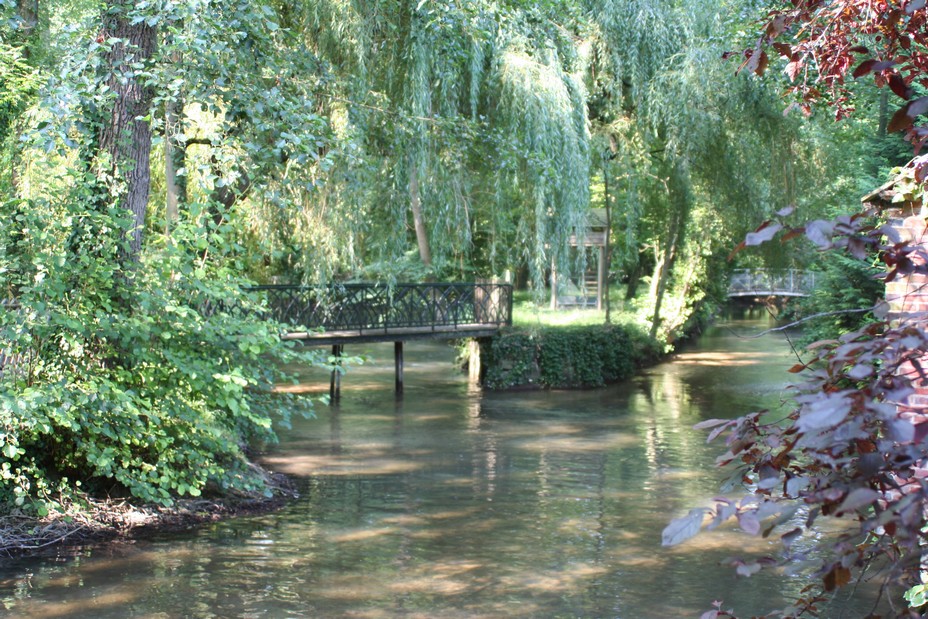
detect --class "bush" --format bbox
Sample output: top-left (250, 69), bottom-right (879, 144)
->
top-left (482, 324), bottom-right (651, 390)
top-left (0, 198), bottom-right (320, 514)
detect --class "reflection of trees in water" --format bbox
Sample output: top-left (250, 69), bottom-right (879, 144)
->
top-left (3, 335), bottom-right (840, 618)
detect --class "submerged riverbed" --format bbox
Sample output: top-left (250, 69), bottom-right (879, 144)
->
top-left (0, 316), bottom-right (881, 617)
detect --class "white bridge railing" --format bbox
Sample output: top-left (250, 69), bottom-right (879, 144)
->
top-left (728, 269), bottom-right (817, 298)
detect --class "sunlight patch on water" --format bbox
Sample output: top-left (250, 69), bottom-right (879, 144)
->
top-left (672, 351), bottom-right (770, 367)
top-left (5, 589), bottom-right (140, 618)
top-left (515, 431), bottom-right (638, 453)
top-left (262, 454), bottom-right (425, 476)
top-left (330, 527), bottom-right (399, 543)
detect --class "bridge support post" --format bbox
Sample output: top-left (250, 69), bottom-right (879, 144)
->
top-left (467, 339), bottom-right (481, 384)
top-left (330, 344), bottom-right (343, 403)
top-left (394, 341), bottom-right (404, 395)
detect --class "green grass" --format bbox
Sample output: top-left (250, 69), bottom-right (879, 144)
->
top-left (511, 286), bottom-right (646, 330)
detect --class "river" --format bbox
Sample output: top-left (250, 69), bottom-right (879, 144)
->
top-left (0, 315), bottom-right (882, 618)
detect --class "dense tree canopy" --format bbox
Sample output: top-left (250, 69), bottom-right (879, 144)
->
top-left (0, 3), bottom-right (917, 604)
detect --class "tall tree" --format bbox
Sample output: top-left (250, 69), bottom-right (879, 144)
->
top-left (95, 2), bottom-right (157, 258)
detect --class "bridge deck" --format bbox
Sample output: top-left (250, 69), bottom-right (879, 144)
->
top-left (282, 323), bottom-right (503, 346)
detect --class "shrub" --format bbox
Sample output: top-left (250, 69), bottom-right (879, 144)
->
top-left (0, 198), bottom-right (320, 514)
top-left (481, 324), bottom-right (649, 390)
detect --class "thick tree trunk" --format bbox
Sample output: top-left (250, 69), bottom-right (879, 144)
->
top-left (409, 162), bottom-right (432, 267)
top-left (625, 261), bottom-right (641, 300)
top-left (15, 0), bottom-right (38, 44)
top-left (96, 5), bottom-right (157, 259)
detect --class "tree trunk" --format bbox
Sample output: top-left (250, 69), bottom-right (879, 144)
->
top-left (96, 4), bottom-right (157, 259)
top-left (877, 88), bottom-right (889, 139)
top-left (603, 160), bottom-right (612, 323)
top-left (649, 202), bottom-right (687, 341)
top-left (164, 51), bottom-right (185, 236)
top-left (15, 0), bottom-right (38, 50)
top-left (164, 100), bottom-right (181, 235)
top-left (409, 161), bottom-right (432, 267)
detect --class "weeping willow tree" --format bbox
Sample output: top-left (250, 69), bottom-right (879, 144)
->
top-left (585, 0), bottom-right (840, 343)
top-left (254, 0), bottom-right (593, 292)
top-left (205, 0), bottom-right (861, 343)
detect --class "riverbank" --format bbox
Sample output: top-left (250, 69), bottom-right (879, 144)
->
top-left (0, 468), bottom-right (297, 558)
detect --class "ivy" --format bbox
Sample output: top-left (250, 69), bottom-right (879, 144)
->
top-left (482, 324), bottom-right (656, 390)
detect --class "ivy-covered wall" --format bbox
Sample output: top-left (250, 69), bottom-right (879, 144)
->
top-left (480, 325), bottom-right (658, 390)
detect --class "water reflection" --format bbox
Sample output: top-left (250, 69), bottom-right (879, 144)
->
top-left (0, 317), bottom-right (879, 618)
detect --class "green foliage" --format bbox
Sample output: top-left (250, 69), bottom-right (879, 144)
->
top-left (0, 194), bottom-right (319, 512)
top-left (789, 253), bottom-right (884, 346)
top-left (481, 331), bottom-right (538, 389)
top-left (482, 324), bottom-right (656, 389)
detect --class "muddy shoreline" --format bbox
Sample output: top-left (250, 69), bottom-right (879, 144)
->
top-left (0, 471), bottom-right (298, 560)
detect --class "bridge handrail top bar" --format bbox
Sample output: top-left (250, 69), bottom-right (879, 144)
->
top-left (247, 282), bottom-right (512, 289)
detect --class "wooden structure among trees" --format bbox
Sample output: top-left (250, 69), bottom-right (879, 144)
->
top-left (550, 209), bottom-right (608, 310)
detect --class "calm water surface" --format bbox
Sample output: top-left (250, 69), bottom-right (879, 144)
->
top-left (0, 316), bottom-right (880, 618)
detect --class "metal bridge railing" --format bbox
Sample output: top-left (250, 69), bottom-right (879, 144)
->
top-left (728, 269), bottom-right (817, 297)
top-left (251, 282), bottom-right (513, 333)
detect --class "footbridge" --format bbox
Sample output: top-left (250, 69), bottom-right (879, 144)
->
top-left (256, 282), bottom-right (513, 399)
top-left (257, 282), bottom-right (512, 345)
top-left (727, 269), bottom-right (817, 298)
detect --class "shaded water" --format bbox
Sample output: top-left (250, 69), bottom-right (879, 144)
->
top-left (0, 317), bottom-right (881, 618)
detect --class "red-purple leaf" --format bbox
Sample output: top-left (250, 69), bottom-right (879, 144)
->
top-left (738, 511), bottom-right (761, 535)
top-left (910, 96), bottom-right (928, 118)
top-left (848, 45), bottom-right (870, 54)
top-left (837, 488), bottom-right (880, 514)
top-left (694, 418), bottom-right (731, 430)
top-left (852, 59), bottom-right (876, 78)
top-left (743, 48), bottom-right (768, 76)
top-left (805, 219), bottom-right (834, 248)
top-left (889, 105), bottom-right (915, 132)
top-left (766, 16), bottom-right (787, 38)
top-left (772, 42), bottom-right (792, 58)
top-left (662, 508), bottom-right (707, 546)
top-left (756, 50), bottom-right (769, 75)
top-left (797, 392), bottom-right (851, 432)
top-left (906, 0), bottom-right (926, 14)
top-left (916, 161), bottom-right (928, 184)
top-left (745, 222), bottom-right (782, 246)
top-left (853, 59), bottom-right (896, 78)
top-left (823, 564), bottom-right (851, 592)
top-left (889, 74), bottom-right (913, 99)
top-left (847, 237), bottom-right (868, 260)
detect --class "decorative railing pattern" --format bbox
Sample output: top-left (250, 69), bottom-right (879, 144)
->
top-left (728, 269), bottom-right (817, 297)
top-left (253, 282), bottom-right (513, 333)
